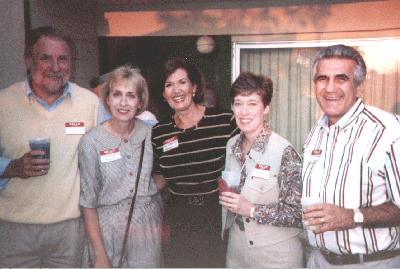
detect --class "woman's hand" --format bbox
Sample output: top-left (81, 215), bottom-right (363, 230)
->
top-left (219, 191), bottom-right (254, 217)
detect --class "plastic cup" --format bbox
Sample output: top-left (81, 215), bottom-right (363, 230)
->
top-left (301, 197), bottom-right (321, 208)
top-left (29, 138), bottom-right (50, 159)
top-left (218, 171), bottom-right (241, 193)
top-left (301, 196), bottom-right (321, 231)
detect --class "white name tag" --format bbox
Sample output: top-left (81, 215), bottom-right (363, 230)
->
top-left (65, 122), bottom-right (85, 135)
top-left (251, 164), bottom-right (271, 179)
top-left (163, 135), bottom-right (179, 152)
top-left (100, 148), bottom-right (122, 163)
top-left (310, 149), bottom-right (322, 162)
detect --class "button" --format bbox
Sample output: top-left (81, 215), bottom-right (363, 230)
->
top-left (123, 139), bottom-right (128, 143)
top-left (130, 189), bottom-right (133, 193)
top-left (127, 155), bottom-right (131, 159)
top-left (129, 172), bottom-right (133, 176)
top-left (249, 241), bottom-right (253, 245)
top-left (245, 218), bottom-right (250, 223)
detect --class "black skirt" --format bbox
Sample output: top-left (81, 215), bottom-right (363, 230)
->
top-left (162, 191), bottom-right (227, 268)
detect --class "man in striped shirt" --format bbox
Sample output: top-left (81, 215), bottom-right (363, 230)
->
top-left (302, 44), bottom-right (400, 268)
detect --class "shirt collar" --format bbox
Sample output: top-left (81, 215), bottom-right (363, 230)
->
top-left (232, 122), bottom-right (272, 163)
top-left (317, 98), bottom-right (364, 130)
top-left (24, 77), bottom-right (71, 109)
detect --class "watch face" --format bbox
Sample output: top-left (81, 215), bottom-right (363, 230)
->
top-left (354, 210), bottom-right (364, 223)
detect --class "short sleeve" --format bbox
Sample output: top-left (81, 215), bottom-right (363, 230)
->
top-left (78, 135), bottom-right (101, 208)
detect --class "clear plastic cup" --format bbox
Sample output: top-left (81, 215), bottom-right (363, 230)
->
top-left (301, 196), bottom-right (321, 231)
top-left (218, 170), bottom-right (241, 193)
top-left (29, 138), bottom-right (50, 159)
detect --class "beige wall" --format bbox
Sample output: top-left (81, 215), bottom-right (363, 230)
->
top-left (0, 0), bottom-right (26, 89)
top-left (98, 0), bottom-right (400, 40)
top-left (29, 0), bottom-right (99, 88)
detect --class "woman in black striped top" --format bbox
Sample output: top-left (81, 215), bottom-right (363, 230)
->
top-left (152, 58), bottom-right (238, 268)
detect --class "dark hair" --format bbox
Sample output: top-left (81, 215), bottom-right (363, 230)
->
top-left (25, 26), bottom-right (74, 58)
top-left (103, 65), bottom-right (149, 115)
top-left (231, 72), bottom-right (273, 107)
top-left (162, 58), bottom-right (205, 104)
top-left (312, 44), bottom-right (367, 87)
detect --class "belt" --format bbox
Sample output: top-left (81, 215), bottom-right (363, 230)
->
top-left (169, 192), bottom-right (218, 207)
top-left (320, 248), bottom-right (400, 265)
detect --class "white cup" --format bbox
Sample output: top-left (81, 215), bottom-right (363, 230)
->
top-left (301, 196), bottom-right (321, 208)
top-left (301, 196), bottom-right (321, 231)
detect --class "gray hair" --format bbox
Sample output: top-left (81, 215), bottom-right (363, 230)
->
top-left (312, 44), bottom-right (367, 87)
top-left (25, 26), bottom-right (73, 58)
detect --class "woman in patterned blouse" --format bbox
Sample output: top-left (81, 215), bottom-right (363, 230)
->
top-left (219, 72), bottom-right (304, 268)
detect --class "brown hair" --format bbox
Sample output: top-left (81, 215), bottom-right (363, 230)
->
top-left (163, 58), bottom-right (205, 104)
top-left (231, 72), bottom-right (273, 107)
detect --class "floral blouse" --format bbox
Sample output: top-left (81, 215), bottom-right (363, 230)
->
top-left (232, 124), bottom-right (303, 228)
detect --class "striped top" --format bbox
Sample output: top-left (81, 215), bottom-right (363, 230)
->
top-left (152, 108), bottom-right (238, 195)
top-left (302, 98), bottom-right (400, 255)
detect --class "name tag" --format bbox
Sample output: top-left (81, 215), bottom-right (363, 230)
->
top-left (65, 122), bottom-right (85, 135)
top-left (100, 148), bottom-right (122, 163)
top-left (163, 135), bottom-right (179, 152)
top-left (310, 149), bottom-right (322, 162)
top-left (251, 164), bottom-right (271, 179)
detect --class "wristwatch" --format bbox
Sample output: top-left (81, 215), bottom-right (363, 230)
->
top-left (249, 207), bottom-right (256, 218)
top-left (353, 208), bottom-right (364, 224)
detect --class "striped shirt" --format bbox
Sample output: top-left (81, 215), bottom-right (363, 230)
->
top-left (152, 108), bottom-right (238, 195)
top-left (302, 99), bottom-right (400, 255)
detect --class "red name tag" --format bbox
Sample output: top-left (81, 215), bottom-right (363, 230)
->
top-left (255, 164), bottom-right (271, 171)
top-left (100, 148), bottom-right (121, 162)
top-left (163, 135), bottom-right (178, 145)
top-left (163, 135), bottom-right (179, 152)
top-left (65, 121), bottom-right (86, 135)
top-left (100, 148), bottom-right (119, 156)
top-left (65, 122), bottom-right (84, 127)
top-left (311, 149), bottom-right (322, 156)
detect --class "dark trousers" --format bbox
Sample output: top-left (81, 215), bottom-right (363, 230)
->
top-left (162, 192), bottom-right (227, 268)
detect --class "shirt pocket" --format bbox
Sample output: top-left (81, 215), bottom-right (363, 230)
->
top-left (246, 176), bottom-right (278, 193)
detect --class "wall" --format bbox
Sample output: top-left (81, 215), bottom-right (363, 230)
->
top-left (97, 0), bottom-right (400, 39)
top-left (28, 0), bottom-right (99, 88)
top-left (25, 0), bottom-right (400, 89)
top-left (0, 0), bottom-right (26, 89)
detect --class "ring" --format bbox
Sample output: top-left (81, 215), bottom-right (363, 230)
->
top-left (321, 217), bottom-right (325, 223)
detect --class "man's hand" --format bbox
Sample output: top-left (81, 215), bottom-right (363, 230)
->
top-left (303, 203), bottom-right (355, 234)
top-left (2, 150), bottom-right (50, 178)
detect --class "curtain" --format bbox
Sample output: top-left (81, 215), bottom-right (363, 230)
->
top-left (240, 44), bottom-right (400, 152)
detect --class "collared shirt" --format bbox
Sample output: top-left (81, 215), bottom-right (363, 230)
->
top-left (302, 98), bottom-right (400, 254)
top-left (24, 79), bottom-right (72, 111)
top-left (232, 123), bottom-right (303, 227)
